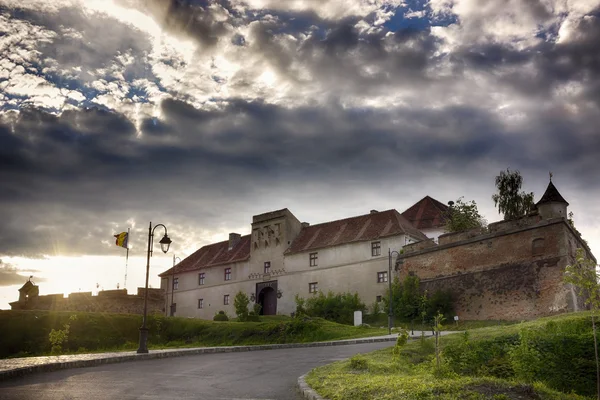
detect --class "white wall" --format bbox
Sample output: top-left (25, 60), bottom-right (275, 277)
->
top-left (167, 234), bottom-right (413, 319)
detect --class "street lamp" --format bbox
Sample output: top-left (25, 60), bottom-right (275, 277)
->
top-left (170, 255), bottom-right (181, 317)
top-left (388, 249), bottom-right (402, 335)
top-left (137, 222), bottom-right (172, 354)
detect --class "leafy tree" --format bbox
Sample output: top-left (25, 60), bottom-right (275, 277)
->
top-left (492, 168), bottom-right (535, 220)
top-left (445, 197), bottom-right (486, 232)
top-left (382, 276), bottom-right (454, 323)
top-left (233, 291), bottom-right (250, 322)
top-left (564, 248), bottom-right (600, 400)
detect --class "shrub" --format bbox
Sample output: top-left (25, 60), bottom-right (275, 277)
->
top-left (349, 354), bottom-right (368, 370)
top-left (246, 311), bottom-right (260, 322)
top-left (392, 328), bottom-right (409, 358)
top-left (213, 311), bottom-right (229, 321)
top-left (296, 291), bottom-right (366, 325)
top-left (234, 291), bottom-right (250, 322)
top-left (382, 276), bottom-right (454, 323)
top-left (253, 303), bottom-right (262, 315)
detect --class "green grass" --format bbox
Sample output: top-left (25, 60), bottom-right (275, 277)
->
top-left (0, 310), bottom-right (389, 358)
top-left (364, 313), bottom-right (518, 331)
top-left (306, 312), bottom-right (597, 400)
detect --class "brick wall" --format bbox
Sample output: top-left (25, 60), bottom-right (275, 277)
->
top-left (398, 219), bottom-right (588, 320)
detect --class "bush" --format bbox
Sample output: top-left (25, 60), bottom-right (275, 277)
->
top-left (392, 328), bottom-right (409, 358)
top-left (246, 311), bottom-right (260, 322)
top-left (234, 291), bottom-right (250, 322)
top-left (296, 291), bottom-right (366, 325)
top-left (349, 354), bottom-right (369, 370)
top-left (213, 311), bottom-right (229, 321)
top-left (382, 277), bottom-right (454, 323)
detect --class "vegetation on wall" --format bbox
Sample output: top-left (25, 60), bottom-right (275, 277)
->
top-left (445, 197), bottom-right (487, 232)
top-left (294, 291), bottom-right (366, 325)
top-left (492, 168), bottom-right (535, 220)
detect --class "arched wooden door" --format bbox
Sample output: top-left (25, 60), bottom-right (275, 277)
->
top-left (258, 286), bottom-right (277, 315)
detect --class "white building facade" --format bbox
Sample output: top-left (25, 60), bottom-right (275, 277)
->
top-left (159, 206), bottom-right (436, 319)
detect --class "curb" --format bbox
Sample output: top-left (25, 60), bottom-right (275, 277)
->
top-left (298, 373), bottom-right (327, 400)
top-left (0, 336), bottom-right (398, 382)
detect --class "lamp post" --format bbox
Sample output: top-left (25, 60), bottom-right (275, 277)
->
top-left (137, 221), bottom-right (172, 354)
top-left (170, 255), bottom-right (181, 317)
top-left (388, 249), bottom-right (402, 335)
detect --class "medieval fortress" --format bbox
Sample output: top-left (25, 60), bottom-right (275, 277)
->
top-left (11, 180), bottom-right (595, 321)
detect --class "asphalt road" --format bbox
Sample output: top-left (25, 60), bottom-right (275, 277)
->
top-left (0, 341), bottom-right (393, 400)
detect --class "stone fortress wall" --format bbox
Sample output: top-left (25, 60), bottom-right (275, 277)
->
top-left (399, 216), bottom-right (593, 320)
top-left (9, 287), bottom-right (165, 315)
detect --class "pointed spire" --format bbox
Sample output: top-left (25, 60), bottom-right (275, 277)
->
top-left (535, 180), bottom-right (569, 206)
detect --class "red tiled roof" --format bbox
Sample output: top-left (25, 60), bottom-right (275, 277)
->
top-left (159, 235), bottom-right (251, 276)
top-left (401, 196), bottom-right (449, 230)
top-left (284, 209), bottom-right (427, 255)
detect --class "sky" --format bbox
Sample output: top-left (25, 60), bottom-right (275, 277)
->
top-left (1, 0), bottom-right (599, 310)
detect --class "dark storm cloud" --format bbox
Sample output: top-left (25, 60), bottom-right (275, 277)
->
top-left (2, 93), bottom-right (600, 257)
top-left (0, 260), bottom-right (46, 286)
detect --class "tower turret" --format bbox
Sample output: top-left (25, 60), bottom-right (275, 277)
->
top-left (535, 179), bottom-right (569, 220)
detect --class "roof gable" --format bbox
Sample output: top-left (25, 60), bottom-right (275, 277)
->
top-left (401, 196), bottom-right (449, 230)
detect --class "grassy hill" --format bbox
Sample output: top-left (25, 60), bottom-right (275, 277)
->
top-left (306, 312), bottom-right (598, 399)
top-left (0, 310), bottom-right (389, 358)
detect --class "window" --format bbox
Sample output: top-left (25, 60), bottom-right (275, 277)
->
top-left (224, 268), bottom-right (231, 281)
top-left (309, 252), bottom-right (318, 267)
top-left (198, 298), bottom-right (203, 309)
top-left (371, 241), bottom-right (381, 256)
top-left (376, 295), bottom-right (382, 303)
top-left (173, 277), bottom-right (179, 290)
top-left (309, 282), bottom-right (318, 294)
top-left (198, 273), bottom-right (205, 285)
top-left (170, 303), bottom-right (176, 317)
top-left (264, 261), bottom-right (271, 274)
top-left (377, 271), bottom-right (388, 283)
top-left (224, 294), bottom-right (230, 305)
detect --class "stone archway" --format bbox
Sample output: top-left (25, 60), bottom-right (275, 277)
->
top-left (256, 281), bottom-right (278, 315)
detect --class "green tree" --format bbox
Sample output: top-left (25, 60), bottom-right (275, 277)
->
top-left (564, 248), bottom-right (600, 400)
top-left (445, 197), bottom-right (486, 232)
top-left (233, 291), bottom-right (250, 322)
top-left (492, 168), bottom-right (535, 220)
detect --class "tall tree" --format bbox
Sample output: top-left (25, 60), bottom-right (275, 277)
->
top-left (492, 169), bottom-right (535, 220)
top-left (445, 197), bottom-right (486, 232)
top-left (564, 248), bottom-right (600, 400)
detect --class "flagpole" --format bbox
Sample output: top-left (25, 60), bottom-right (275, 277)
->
top-left (124, 228), bottom-right (130, 288)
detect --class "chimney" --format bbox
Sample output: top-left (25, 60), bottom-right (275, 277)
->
top-left (370, 210), bottom-right (378, 214)
top-left (228, 233), bottom-right (241, 250)
top-left (301, 222), bottom-right (310, 228)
